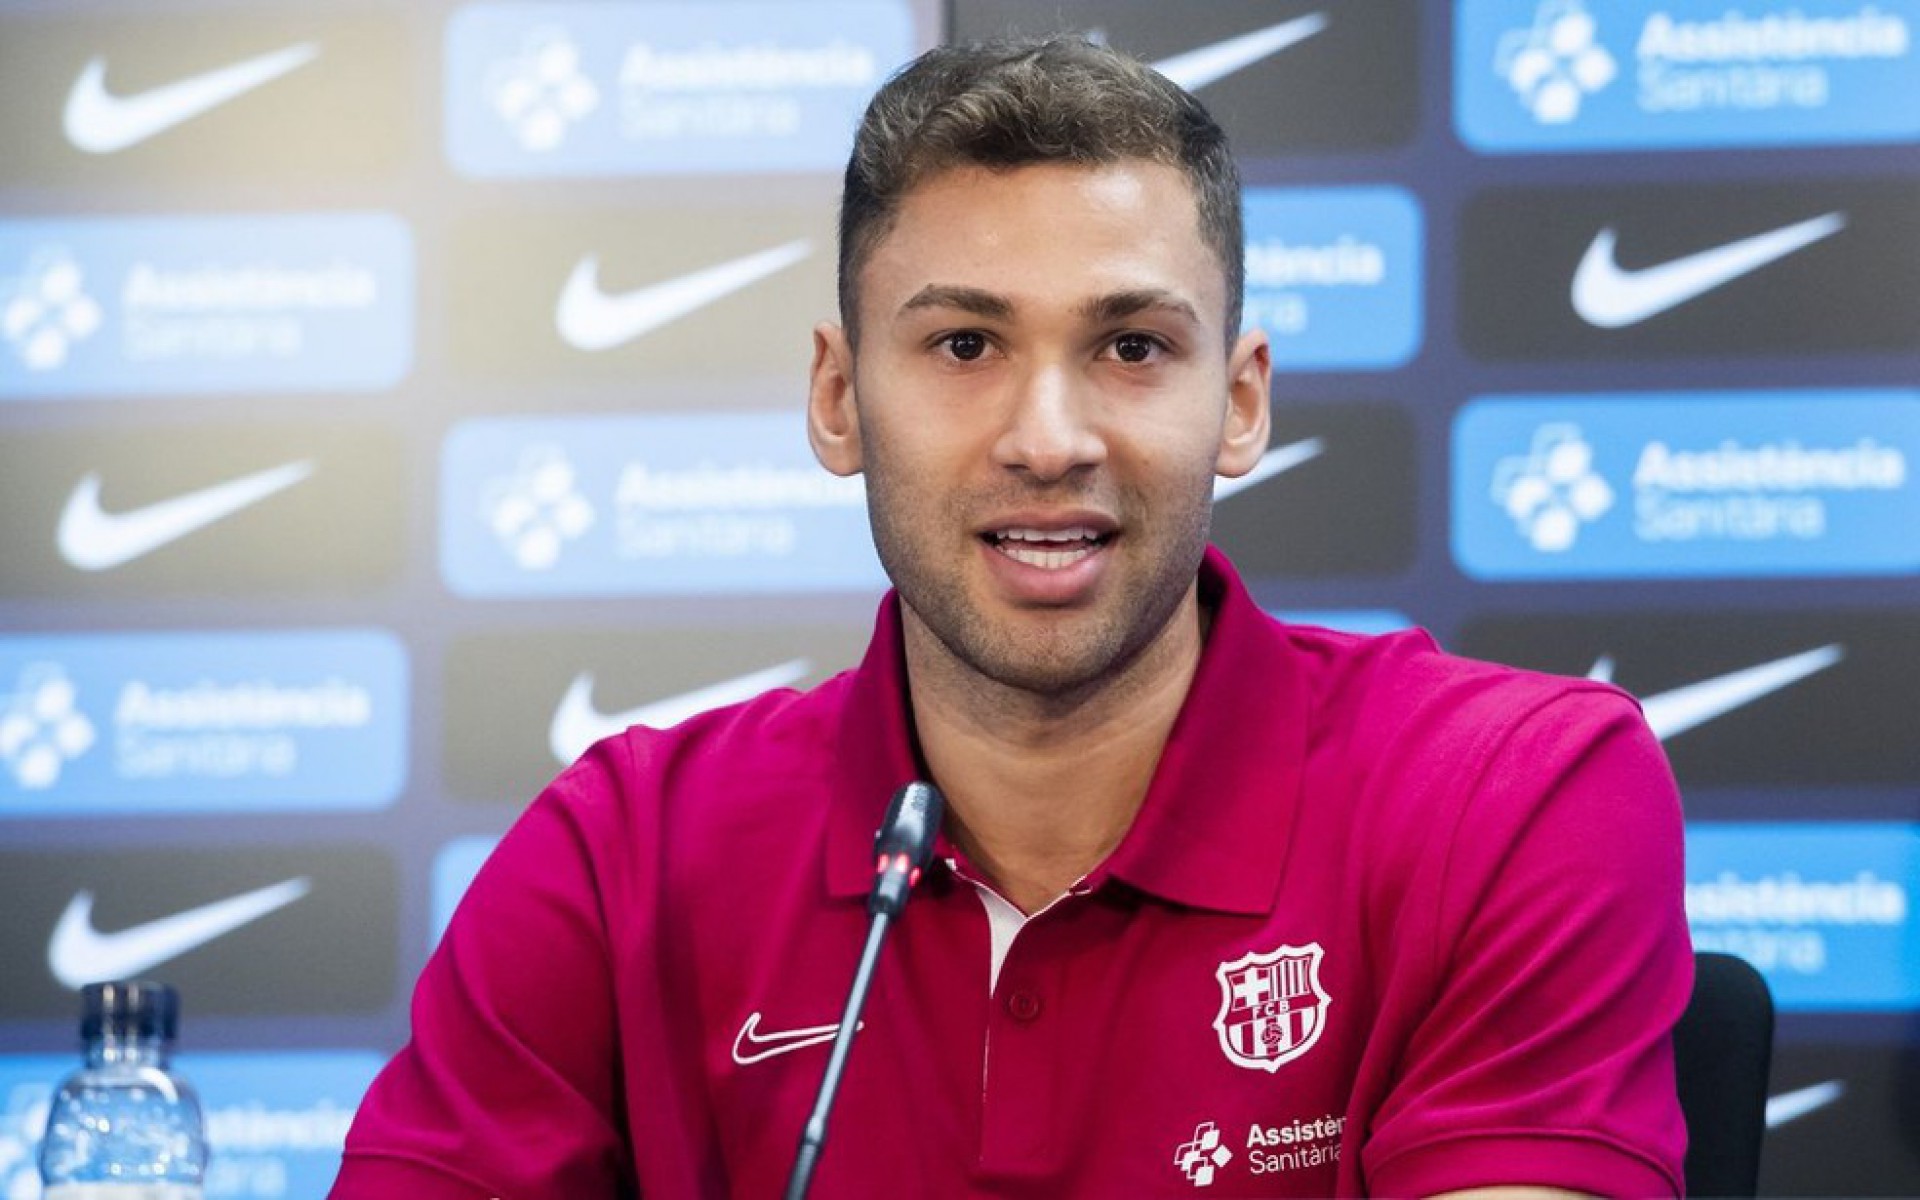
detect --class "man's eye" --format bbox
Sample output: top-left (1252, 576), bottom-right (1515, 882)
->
top-left (942, 332), bottom-right (988, 361)
top-left (1112, 333), bottom-right (1160, 364)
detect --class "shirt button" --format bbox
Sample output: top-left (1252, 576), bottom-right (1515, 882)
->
top-left (1006, 990), bottom-right (1042, 1022)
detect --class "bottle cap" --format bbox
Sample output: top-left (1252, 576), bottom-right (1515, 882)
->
top-left (80, 980), bottom-right (180, 1041)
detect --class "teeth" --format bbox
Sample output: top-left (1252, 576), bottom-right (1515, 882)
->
top-left (995, 526), bottom-right (1098, 544)
top-left (996, 541), bottom-right (1096, 570)
top-left (986, 526), bottom-right (1106, 569)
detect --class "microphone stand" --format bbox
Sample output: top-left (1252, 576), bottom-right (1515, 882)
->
top-left (782, 781), bottom-right (945, 1200)
top-left (783, 910), bottom-right (893, 1199)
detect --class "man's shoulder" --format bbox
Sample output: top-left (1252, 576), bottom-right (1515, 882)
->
top-left (1279, 617), bottom-right (1637, 736)
top-left (1264, 617), bottom-right (1650, 810)
top-left (541, 666), bottom-right (863, 829)
top-left (643, 665), bottom-right (851, 742)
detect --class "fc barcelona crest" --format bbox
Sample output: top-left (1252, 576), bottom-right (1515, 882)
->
top-left (1212, 942), bottom-right (1330, 1073)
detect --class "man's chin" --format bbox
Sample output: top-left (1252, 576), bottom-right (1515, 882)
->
top-left (945, 620), bottom-right (1138, 699)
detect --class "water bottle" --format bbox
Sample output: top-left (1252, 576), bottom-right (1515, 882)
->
top-left (39, 980), bottom-right (207, 1199)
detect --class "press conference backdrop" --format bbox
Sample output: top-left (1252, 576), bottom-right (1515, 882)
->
top-left (0, 0), bottom-right (1915, 1194)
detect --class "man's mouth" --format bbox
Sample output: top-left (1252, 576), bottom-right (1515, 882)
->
top-left (985, 526), bottom-right (1111, 570)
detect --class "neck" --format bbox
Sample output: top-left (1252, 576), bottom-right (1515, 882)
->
top-left (904, 588), bottom-right (1206, 913)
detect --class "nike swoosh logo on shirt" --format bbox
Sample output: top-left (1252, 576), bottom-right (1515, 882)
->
top-left (555, 239), bottom-right (813, 352)
top-left (548, 658), bottom-right (813, 765)
top-left (63, 43), bottom-right (320, 155)
top-left (1586, 644), bottom-right (1844, 742)
top-left (1766, 1080), bottom-right (1844, 1128)
top-left (48, 877), bottom-right (312, 988)
top-left (1570, 211), bottom-right (1847, 329)
top-left (57, 459), bottom-right (315, 571)
top-left (1149, 13), bottom-right (1329, 92)
top-left (731, 1012), bottom-right (849, 1065)
top-left (1212, 437), bottom-right (1325, 502)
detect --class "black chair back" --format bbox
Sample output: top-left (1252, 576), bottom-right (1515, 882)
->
top-left (1673, 950), bottom-right (1775, 1197)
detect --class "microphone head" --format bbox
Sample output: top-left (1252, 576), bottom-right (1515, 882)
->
top-left (869, 781), bottom-right (945, 916)
top-left (875, 780), bottom-right (944, 871)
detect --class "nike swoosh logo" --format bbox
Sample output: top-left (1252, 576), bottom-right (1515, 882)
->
top-left (1212, 437), bottom-right (1325, 501)
top-left (57, 459), bottom-right (315, 571)
top-left (1570, 211), bottom-right (1847, 329)
top-left (1587, 644), bottom-right (1844, 742)
top-left (1149, 13), bottom-right (1329, 92)
top-left (555, 239), bottom-right (813, 352)
top-left (48, 877), bottom-right (311, 988)
top-left (1767, 1080), bottom-right (1844, 1128)
top-left (731, 1011), bottom-right (849, 1065)
top-left (549, 658), bottom-right (813, 765)
top-left (63, 43), bottom-right (320, 155)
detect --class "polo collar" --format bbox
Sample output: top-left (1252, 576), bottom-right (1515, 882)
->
top-left (826, 596), bottom-right (926, 901)
top-left (1093, 547), bottom-right (1306, 914)
top-left (826, 547), bottom-right (1308, 916)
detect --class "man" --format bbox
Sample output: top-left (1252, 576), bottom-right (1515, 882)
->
top-left (334, 37), bottom-right (1690, 1198)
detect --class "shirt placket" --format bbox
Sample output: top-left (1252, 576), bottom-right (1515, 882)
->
top-left (965, 877), bottom-right (1094, 1181)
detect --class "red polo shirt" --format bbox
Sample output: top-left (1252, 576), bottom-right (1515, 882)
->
top-left (335, 548), bottom-right (1690, 1198)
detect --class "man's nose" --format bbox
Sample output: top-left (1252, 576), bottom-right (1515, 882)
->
top-left (990, 361), bottom-right (1107, 483)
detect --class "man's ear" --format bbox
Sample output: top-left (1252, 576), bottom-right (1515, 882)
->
top-left (1215, 327), bottom-right (1273, 478)
top-left (807, 321), bottom-right (863, 476)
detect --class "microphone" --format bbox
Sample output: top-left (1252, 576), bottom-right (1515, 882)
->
top-left (783, 781), bottom-right (945, 1200)
top-left (868, 779), bottom-right (943, 917)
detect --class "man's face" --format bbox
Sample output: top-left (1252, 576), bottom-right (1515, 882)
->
top-left (810, 160), bottom-right (1270, 700)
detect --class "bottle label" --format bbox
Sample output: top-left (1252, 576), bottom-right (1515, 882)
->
top-left (43, 1187), bottom-right (203, 1199)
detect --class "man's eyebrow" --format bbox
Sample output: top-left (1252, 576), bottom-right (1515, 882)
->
top-left (901, 286), bottom-right (1202, 326)
top-left (1078, 289), bottom-right (1201, 326)
top-left (901, 285), bottom-right (1014, 320)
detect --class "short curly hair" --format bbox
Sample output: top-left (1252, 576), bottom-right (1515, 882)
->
top-left (837, 36), bottom-right (1244, 345)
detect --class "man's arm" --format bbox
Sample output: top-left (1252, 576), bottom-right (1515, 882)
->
top-left (331, 743), bottom-right (638, 1198)
top-left (1363, 687), bottom-right (1692, 1197)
